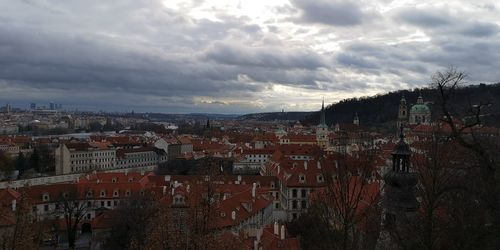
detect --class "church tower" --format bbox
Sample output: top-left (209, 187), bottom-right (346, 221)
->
top-left (316, 99), bottom-right (329, 149)
top-left (397, 95), bottom-right (408, 136)
top-left (378, 126), bottom-right (418, 248)
top-left (353, 112), bottom-right (359, 125)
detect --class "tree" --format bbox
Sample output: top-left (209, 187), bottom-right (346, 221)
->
top-left (0, 192), bottom-right (40, 250)
top-left (54, 186), bottom-right (91, 249)
top-left (431, 66), bottom-right (500, 248)
top-left (0, 151), bottom-right (14, 179)
top-left (289, 150), bottom-right (381, 250)
top-left (105, 193), bottom-right (159, 250)
top-left (29, 148), bottom-right (41, 173)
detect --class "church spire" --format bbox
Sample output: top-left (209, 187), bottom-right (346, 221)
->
top-left (320, 98), bottom-right (326, 126)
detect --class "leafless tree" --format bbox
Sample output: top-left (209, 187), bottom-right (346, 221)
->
top-left (431, 66), bottom-right (500, 248)
top-left (53, 186), bottom-right (91, 249)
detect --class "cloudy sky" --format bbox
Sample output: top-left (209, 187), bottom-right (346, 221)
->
top-left (1, 0), bottom-right (499, 114)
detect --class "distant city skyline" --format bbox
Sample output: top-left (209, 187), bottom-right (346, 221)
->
top-left (1, 0), bottom-right (499, 113)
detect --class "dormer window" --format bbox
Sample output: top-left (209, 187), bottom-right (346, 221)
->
top-left (113, 190), bottom-right (119, 197)
top-left (42, 193), bottom-right (50, 202)
top-left (174, 195), bottom-right (185, 205)
top-left (86, 191), bottom-right (93, 198)
top-left (125, 190), bottom-right (131, 196)
top-left (100, 190), bottom-right (106, 197)
top-left (62, 192), bottom-right (69, 199)
top-left (317, 174), bottom-right (324, 183)
top-left (112, 178), bottom-right (117, 183)
top-left (299, 174), bottom-right (306, 183)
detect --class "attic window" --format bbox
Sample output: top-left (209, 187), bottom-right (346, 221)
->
top-left (125, 190), bottom-right (131, 196)
top-left (112, 178), bottom-right (117, 183)
top-left (113, 190), bottom-right (119, 197)
top-left (100, 190), bottom-right (106, 197)
top-left (42, 193), bottom-right (50, 202)
top-left (299, 174), bottom-right (306, 183)
top-left (86, 191), bottom-right (93, 198)
top-left (220, 212), bottom-right (226, 217)
top-left (317, 174), bottom-right (324, 183)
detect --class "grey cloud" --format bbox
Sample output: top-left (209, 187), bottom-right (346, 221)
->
top-left (290, 0), bottom-right (365, 26)
top-left (204, 41), bottom-right (327, 70)
top-left (396, 8), bottom-right (452, 28)
top-left (460, 22), bottom-right (499, 37)
top-left (337, 53), bottom-right (378, 69)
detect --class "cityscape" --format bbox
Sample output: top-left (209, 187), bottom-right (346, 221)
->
top-left (1, 1), bottom-right (500, 250)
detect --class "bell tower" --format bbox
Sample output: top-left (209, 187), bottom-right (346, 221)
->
top-left (397, 95), bottom-right (408, 136)
top-left (316, 99), bottom-right (329, 149)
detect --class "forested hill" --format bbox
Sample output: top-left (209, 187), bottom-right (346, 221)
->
top-left (303, 83), bottom-right (500, 129)
top-left (238, 111), bottom-right (312, 121)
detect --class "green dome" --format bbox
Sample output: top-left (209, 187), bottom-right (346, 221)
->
top-left (410, 104), bottom-right (430, 113)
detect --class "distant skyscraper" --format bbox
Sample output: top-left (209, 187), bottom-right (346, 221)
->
top-left (50, 102), bottom-right (55, 110)
top-left (30, 103), bottom-right (36, 110)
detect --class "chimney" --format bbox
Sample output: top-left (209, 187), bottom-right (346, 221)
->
top-left (238, 175), bottom-right (242, 182)
top-left (317, 161), bottom-right (321, 169)
top-left (274, 221), bottom-right (279, 235)
top-left (171, 188), bottom-right (175, 196)
top-left (11, 199), bottom-right (16, 211)
top-left (96, 179), bottom-right (100, 184)
top-left (253, 240), bottom-right (258, 250)
top-left (252, 183), bottom-right (256, 198)
top-left (165, 175), bottom-right (171, 182)
top-left (162, 186), bottom-right (167, 195)
top-left (304, 161), bottom-right (308, 170)
top-left (231, 211), bottom-right (236, 220)
top-left (187, 185), bottom-right (191, 193)
top-left (280, 225), bottom-right (285, 240)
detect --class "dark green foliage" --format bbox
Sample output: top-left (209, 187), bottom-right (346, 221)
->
top-left (303, 83), bottom-right (500, 128)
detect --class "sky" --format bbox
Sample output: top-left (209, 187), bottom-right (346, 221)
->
top-left (0, 0), bottom-right (499, 114)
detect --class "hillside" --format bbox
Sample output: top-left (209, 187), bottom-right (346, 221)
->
top-left (303, 83), bottom-right (500, 130)
top-left (238, 111), bottom-right (312, 121)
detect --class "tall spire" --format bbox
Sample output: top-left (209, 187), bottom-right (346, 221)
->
top-left (320, 98), bottom-right (326, 126)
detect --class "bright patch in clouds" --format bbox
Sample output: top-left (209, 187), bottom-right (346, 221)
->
top-left (0, 0), bottom-right (499, 113)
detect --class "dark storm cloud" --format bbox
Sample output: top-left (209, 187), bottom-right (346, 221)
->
top-left (290, 0), bottom-right (365, 26)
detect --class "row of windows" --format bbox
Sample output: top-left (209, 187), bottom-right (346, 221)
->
top-left (71, 151), bottom-right (114, 158)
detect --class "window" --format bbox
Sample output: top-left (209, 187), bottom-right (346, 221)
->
top-left (107, 201), bottom-right (111, 207)
top-left (317, 174), bottom-right (324, 183)
top-left (42, 193), bottom-right (50, 202)
top-left (292, 189), bottom-right (297, 198)
top-left (292, 200), bottom-right (297, 209)
top-left (113, 190), bottom-right (119, 197)
top-left (301, 189), bottom-right (307, 198)
top-left (301, 200), bottom-right (307, 209)
top-left (299, 174), bottom-right (306, 183)
top-left (87, 201), bottom-right (92, 207)
top-left (100, 190), bottom-right (106, 197)
top-left (101, 201), bottom-right (105, 207)
top-left (44, 204), bottom-right (49, 212)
